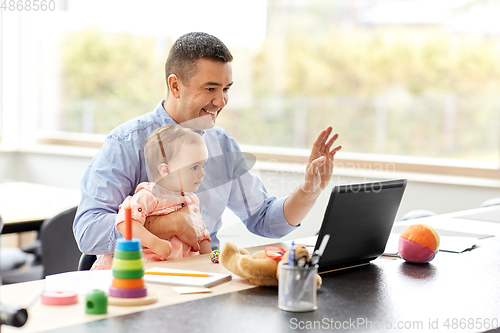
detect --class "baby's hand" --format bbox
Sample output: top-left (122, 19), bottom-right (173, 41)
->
top-left (151, 238), bottom-right (173, 260)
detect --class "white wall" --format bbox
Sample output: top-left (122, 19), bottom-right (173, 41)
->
top-left (2, 150), bottom-right (500, 248)
top-left (0, 151), bottom-right (90, 189)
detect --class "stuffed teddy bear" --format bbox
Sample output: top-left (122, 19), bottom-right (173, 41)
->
top-left (220, 242), bottom-right (322, 288)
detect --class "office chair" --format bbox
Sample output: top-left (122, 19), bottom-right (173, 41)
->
top-left (39, 206), bottom-right (81, 277)
top-left (1, 207), bottom-right (81, 284)
top-left (0, 216), bottom-right (36, 275)
top-left (78, 253), bottom-right (97, 271)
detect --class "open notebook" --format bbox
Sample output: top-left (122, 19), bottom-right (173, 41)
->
top-left (144, 267), bottom-right (232, 288)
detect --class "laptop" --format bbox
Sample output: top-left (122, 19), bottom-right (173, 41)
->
top-left (313, 179), bottom-right (407, 273)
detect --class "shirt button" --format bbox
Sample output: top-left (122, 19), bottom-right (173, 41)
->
top-left (138, 208), bottom-right (142, 212)
top-left (181, 203), bottom-right (185, 207)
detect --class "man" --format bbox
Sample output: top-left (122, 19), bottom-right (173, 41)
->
top-left (74, 32), bottom-right (341, 254)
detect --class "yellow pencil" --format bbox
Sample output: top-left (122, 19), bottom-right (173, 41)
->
top-left (145, 271), bottom-right (211, 278)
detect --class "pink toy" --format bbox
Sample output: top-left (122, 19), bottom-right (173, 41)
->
top-left (41, 290), bottom-right (78, 305)
top-left (398, 224), bottom-right (440, 263)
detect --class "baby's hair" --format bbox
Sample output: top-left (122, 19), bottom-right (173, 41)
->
top-left (145, 125), bottom-right (203, 182)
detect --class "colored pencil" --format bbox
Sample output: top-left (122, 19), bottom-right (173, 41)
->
top-left (145, 271), bottom-right (211, 278)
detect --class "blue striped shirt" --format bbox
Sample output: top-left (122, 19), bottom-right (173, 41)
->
top-left (73, 101), bottom-right (297, 254)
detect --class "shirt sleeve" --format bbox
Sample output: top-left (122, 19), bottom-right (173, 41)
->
top-left (115, 190), bottom-right (158, 227)
top-left (222, 135), bottom-right (299, 238)
top-left (73, 135), bottom-right (143, 255)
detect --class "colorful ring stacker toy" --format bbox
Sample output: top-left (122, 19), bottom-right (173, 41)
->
top-left (114, 249), bottom-right (142, 260)
top-left (112, 278), bottom-right (145, 289)
top-left (112, 258), bottom-right (144, 271)
top-left (112, 268), bottom-right (144, 280)
top-left (107, 206), bottom-right (158, 306)
top-left (115, 238), bottom-right (141, 252)
top-left (109, 286), bottom-right (147, 299)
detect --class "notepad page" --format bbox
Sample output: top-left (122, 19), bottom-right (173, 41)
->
top-left (144, 267), bottom-right (232, 288)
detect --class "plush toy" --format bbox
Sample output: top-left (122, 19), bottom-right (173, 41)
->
top-left (398, 224), bottom-right (440, 263)
top-left (220, 242), bottom-right (322, 288)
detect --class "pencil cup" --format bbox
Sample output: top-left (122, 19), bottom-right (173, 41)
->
top-left (278, 262), bottom-right (318, 312)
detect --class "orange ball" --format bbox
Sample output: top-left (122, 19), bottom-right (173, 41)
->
top-left (398, 224), bottom-right (440, 263)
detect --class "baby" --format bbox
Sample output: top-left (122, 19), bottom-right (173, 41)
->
top-left (91, 125), bottom-right (211, 270)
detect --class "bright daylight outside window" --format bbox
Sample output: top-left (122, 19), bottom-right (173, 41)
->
top-left (25, 0), bottom-right (500, 169)
top-left (0, 9), bottom-right (3, 142)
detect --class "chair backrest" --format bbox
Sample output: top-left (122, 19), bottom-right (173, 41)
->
top-left (78, 253), bottom-right (97, 271)
top-left (39, 206), bottom-right (81, 278)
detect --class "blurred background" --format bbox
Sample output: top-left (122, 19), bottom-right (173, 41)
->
top-left (2, 0), bottom-right (500, 248)
top-left (4, 0), bottom-right (500, 161)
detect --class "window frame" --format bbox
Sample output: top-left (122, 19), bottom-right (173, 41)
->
top-left (29, 131), bottom-right (500, 181)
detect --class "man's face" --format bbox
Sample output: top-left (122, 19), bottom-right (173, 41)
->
top-left (174, 58), bottom-right (233, 130)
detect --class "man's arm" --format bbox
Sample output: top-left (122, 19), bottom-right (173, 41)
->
top-left (199, 239), bottom-right (212, 254)
top-left (73, 137), bottom-right (138, 255)
top-left (143, 206), bottom-right (200, 252)
top-left (74, 133), bottom-right (200, 254)
top-left (117, 219), bottom-right (173, 259)
top-left (284, 127), bottom-right (341, 226)
top-left (203, 127), bottom-right (339, 241)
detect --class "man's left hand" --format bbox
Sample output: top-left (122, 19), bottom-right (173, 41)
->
top-left (303, 126), bottom-right (341, 195)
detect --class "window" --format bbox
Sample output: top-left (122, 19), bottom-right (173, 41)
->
top-left (25, 0), bottom-right (267, 137)
top-left (3, 0), bottom-right (500, 177)
top-left (0, 8), bottom-right (3, 142)
top-left (219, 0), bottom-right (500, 167)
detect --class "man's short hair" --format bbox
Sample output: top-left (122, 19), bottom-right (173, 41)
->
top-left (145, 125), bottom-right (204, 182)
top-left (165, 32), bottom-right (233, 86)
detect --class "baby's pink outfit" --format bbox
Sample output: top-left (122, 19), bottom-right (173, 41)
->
top-left (91, 182), bottom-right (210, 270)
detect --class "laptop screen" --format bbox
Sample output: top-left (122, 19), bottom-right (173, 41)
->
top-left (315, 179), bottom-right (407, 273)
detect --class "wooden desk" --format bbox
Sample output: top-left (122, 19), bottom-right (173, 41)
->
top-left (2, 213), bottom-right (500, 332)
top-left (0, 182), bottom-right (81, 234)
top-left (0, 245), bottom-right (269, 333)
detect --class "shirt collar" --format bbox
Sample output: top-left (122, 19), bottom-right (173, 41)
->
top-left (155, 100), bottom-right (205, 137)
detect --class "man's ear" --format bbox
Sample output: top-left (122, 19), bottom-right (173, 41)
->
top-left (168, 74), bottom-right (181, 98)
top-left (158, 163), bottom-right (171, 177)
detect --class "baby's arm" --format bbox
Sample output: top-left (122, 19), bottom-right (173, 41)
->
top-left (190, 194), bottom-right (211, 255)
top-left (117, 220), bottom-right (173, 260)
top-left (199, 239), bottom-right (212, 254)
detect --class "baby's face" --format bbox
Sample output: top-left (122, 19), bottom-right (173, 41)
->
top-left (166, 142), bottom-right (208, 193)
